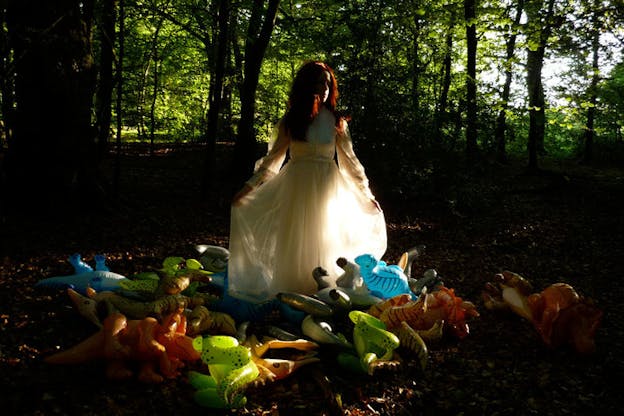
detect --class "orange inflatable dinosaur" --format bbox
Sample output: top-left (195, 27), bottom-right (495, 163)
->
top-left (368, 286), bottom-right (479, 339)
top-left (483, 271), bottom-right (602, 354)
top-left (527, 282), bottom-right (602, 354)
top-left (45, 311), bottom-right (200, 382)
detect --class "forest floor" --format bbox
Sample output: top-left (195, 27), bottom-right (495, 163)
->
top-left (1, 143), bottom-right (622, 415)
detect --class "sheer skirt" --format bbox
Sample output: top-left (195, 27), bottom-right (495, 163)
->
top-left (228, 155), bottom-right (386, 300)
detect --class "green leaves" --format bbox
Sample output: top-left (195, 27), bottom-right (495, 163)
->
top-left (527, 38), bottom-right (542, 51)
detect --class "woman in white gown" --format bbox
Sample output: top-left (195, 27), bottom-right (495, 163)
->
top-left (228, 61), bottom-right (386, 300)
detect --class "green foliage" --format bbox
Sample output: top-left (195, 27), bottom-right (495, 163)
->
top-left (115, 0), bottom-right (211, 141)
top-left (596, 60), bottom-right (624, 142)
top-left (103, 0), bottom-right (622, 167)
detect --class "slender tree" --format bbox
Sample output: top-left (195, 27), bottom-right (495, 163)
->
top-left (582, 0), bottom-right (603, 163)
top-left (201, 0), bottom-right (230, 199)
top-left (342, 0), bottom-right (388, 144)
top-left (411, 7), bottom-right (423, 133)
top-left (437, 29), bottom-right (454, 134)
top-left (494, 0), bottom-right (524, 163)
top-left (113, 0), bottom-right (125, 197)
top-left (465, 0), bottom-right (478, 157)
top-left (148, 16), bottom-right (164, 156)
top-left (525, 0), bottom-right (557, 171)
top-left (94, 0), bottom-right (116, 162)
top-left (232, 0), bottom-right (280, 189)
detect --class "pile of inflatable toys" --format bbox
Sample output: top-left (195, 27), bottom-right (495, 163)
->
top-left (37, 246), bottom-right (600, 409)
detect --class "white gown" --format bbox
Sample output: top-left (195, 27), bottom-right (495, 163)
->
top-left (228, 107), bottom-right (387, 300)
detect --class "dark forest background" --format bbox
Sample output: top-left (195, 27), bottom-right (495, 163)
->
top-left (1, 0), bottom-right (623, 215)
top-left (1, 1), bottom-right (624, 415)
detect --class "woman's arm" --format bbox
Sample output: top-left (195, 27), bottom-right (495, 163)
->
top-left (232, 121), bottom-right (290, 205)
top-left (335, 120), bottom-right (381, 211)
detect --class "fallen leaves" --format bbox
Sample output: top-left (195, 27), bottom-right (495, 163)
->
top-left (1, 148), bottom-right (622, 415)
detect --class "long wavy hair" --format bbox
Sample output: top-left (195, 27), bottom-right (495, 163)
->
top-left (283, 61), bottom-right (340, 141)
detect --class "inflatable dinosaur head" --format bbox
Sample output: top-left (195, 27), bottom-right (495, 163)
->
top-left (354, 254), bottom-right (378, 275)
top-left (193, 335), bottom-right (253, 371)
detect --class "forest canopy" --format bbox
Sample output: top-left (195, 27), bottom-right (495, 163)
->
top-left (0, 0), bottom-right (623, 211)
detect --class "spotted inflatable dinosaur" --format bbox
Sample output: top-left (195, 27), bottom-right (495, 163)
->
top-left (188, 335), bottom-right (260, 409)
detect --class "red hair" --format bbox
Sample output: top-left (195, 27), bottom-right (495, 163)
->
top-left (284, 61), bottom-right (341, 141)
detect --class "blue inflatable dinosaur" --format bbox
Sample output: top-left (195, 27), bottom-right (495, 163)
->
top-left (208, 269), bottom-right (304, 325)
top-left (355, 254), bottom-right (416, 299)
top-left (36, 254), bottom-right (129, 295)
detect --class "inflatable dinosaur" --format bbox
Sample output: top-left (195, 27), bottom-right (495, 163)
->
top-left (482, 271), bottom-right (602, 354)
top-left (355, 254), bottom-right (416, 299)
top-left (44, 311), bottom-right (200, 383)
top-left (336, 311), bottom-right (401, 375)
top-left (241, 333), bottom-right (320, 385)
top-left (118, 256), bottom-right (212, 299)
top-left (195, 244), bottom-right (230, 274)
top-left (36, 254), bottom-right (129, 295)
top-left (369, 286), bottom-right (479, 339)
top-left (189, 335), bottom-right (260, 409)
top-left (314, 260), bottom-right (382, 308)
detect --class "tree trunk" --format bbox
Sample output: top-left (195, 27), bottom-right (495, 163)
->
top-left (201, 0), bottom-right (230, 199)
top-left (495, 0), bottom-right (524, 163)
top-left (526, 46), bottom-right (545, 171)
top-left (223, 43), bottom-right (236, 141)
top-left (149, 18), bottom-right (164, 156)
top-left (198, 7), bottom-right (216, 142)
top-left (435, 18), bottom-right (454, 142)
top-left (361, 11), bottom-right (384, 147)
top-left (583, 6), bottom-right (600, 164)
top-left (231, 0), bottom-right (280, 190)
top-left (113, 0), bottom-right (125, 197)
top-left (525, 0), bottom-right (555, 171)
top-left (94, 0), bottom-right (116, 162)
top-left (5, 0), bottom-right (98, 214)
top-left (438, 31), bottom-right (453, 119)
top-left (465, 0), bottom-right (478, 158)
top-left (411, 13), bottom-right (421, 125)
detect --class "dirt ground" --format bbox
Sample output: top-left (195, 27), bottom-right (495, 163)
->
top-left (1, 144), bottom-right (622, 415)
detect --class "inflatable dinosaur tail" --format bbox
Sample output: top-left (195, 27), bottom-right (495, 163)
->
top-left (45, 332), bottom-right (108, 364)
top-left (44, 313), bottom-right (130, 364)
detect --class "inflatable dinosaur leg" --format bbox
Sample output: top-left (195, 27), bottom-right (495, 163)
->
top-left (135, 318), bottom-right (166, 355)
top-left (137, 361), bottom-right (165, 383)
top-left (156, 350), bottom-right (177, 379)
top-left (189, 371), bottom-right (226, 408)
top-left (194, 388), bottom-right (226, 409)
top-left (45, 313), bottom-right (128, 365)
top-left (189, 370), bottom-right (217, 389)
top-left (218, 363), bottom-right (259, 407)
